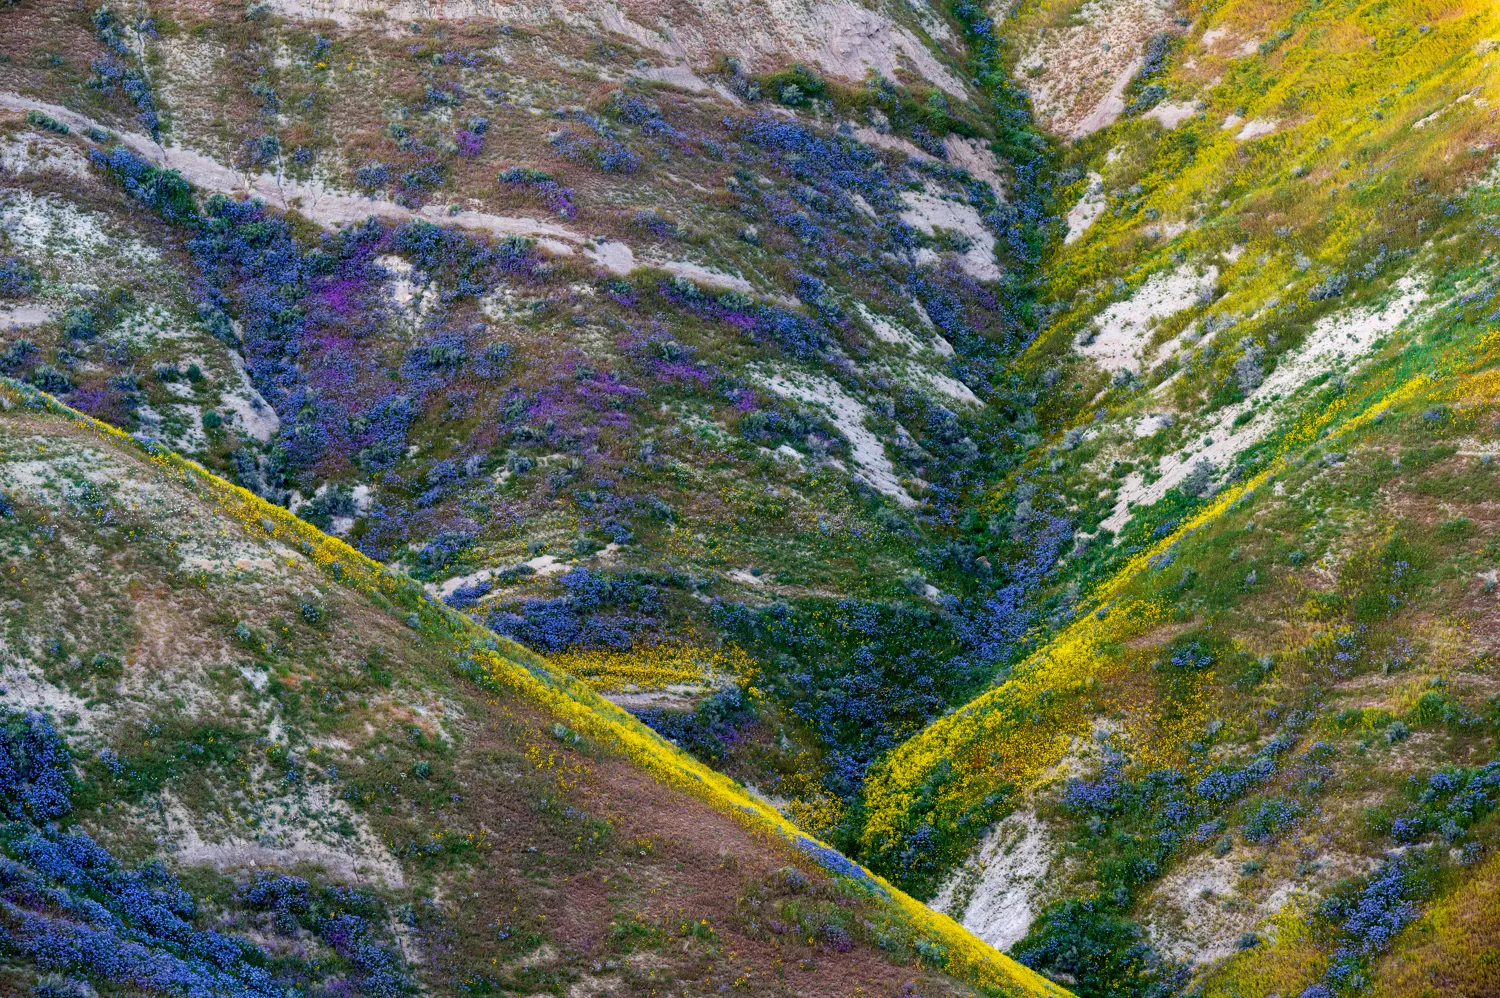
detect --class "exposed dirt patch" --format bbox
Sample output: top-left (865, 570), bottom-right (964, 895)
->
top-left (1014, 0), bottom-right (1179, 139)
top-left (932, 809), bottom-right (1054, 950)
top-left (259, 0), bottom-right (972, 97)
top-left (1144, 844), bottom-right (1373, 965)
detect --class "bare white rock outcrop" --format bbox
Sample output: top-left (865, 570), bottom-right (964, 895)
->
top-left (1065, 171), bottom-right (1106, 244)
top-left (1100, 275), bottom-right (1430, 535)
top-left (900, 190), bottom-right (1001, 282)
top-left (1015, 0), bottom-right (1177, 139)
top-left (757, 367), bottom-right (917, 507)
top-left (932, 810), bottom-right (1054, 950)
top-left (1077, 264), bottom-right (1219, 374)
top-left (262, 0), bottom-right (971, 97)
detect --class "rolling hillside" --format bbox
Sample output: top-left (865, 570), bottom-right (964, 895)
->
top-left (2, 0), bottom-right (1500, 993)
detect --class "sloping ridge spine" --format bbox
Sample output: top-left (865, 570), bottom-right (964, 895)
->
top-left (0, 376), bottom-right (1071, 998)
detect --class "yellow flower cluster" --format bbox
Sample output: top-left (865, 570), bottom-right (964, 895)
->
top-left (1198, 905), bottom-right (1327, 998)
top-left (551, 643), bottom-right (754, 693)
top-left (786, 790), bottom-right (848, 841)
top-left (1037, 0), bottom-right (1500, 332)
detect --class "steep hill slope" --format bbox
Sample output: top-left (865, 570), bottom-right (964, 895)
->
top-left (0, 378), bottom-right (1065, 997)
top-left (0, 0), bottom-right (1043, 860)
top-left (4, 0), bottom-right (1500, 994)
top-left (852, 0), bottom-right (1500, 995)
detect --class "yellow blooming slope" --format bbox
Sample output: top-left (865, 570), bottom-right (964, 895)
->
top-left (859, 369), bottom-right (1432, 871)
top-left (855, 0), bottom-right (1500, 886)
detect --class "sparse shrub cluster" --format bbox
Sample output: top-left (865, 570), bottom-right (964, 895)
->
top-left (25, 110), bottom-right (70, 135)
top-left (497, 166), bottom-right (576, 218)
top-left (89, 5), bottom-right (162, 138)
top-left (549, 128), bottom-right (640, 175)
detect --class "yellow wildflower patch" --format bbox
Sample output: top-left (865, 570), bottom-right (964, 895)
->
top-left (552, 642), bottom-right (754, 692)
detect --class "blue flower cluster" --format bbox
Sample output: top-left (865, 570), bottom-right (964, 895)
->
top-left (484, 566), bottom-right (666, 652)
top-left (497, 166), bottom-right (576, 218)
top-left (1308, 853), bottom-right (1429, 993)
top-left (657, 279), bottom-right (827, 360)
top-left (355, 162), bottom-right (393, 191)
top-left (1239, 796), bottom-right (1304, 842)
top-left (0, 712), bottom-right (72, 822)
top-left (726, 112), bottom-right (911, 274)
top-left (0, 256), bottom-right (37, 299)
top-left (238, 874), bottom-right (410, 997)
top-left (0, 710), bottom-right (412, 997)
top-left (89, 6), bottom-right (162, 138)
top-left (1388, 759), bottom-right (1500, 845)
top-left (1, 713), bottom-right (282, 996)
top-left (948, 506), bottom-right (1073, 668)
top-left (637, 688), bottom-right (756, 763)
top-left (549, 129), bottom-right (640, 174)
top-left (788, 833), bottom-right (888, 898)
top-left (608, 91), bottom-right (680, 138)
top-left (88, 150), bottom-right (196, 225)
top-left (393, 220), bottom-right (540, 299)
top-left (1192, 730), bottom-right (1298, 803)
top-left (711, 598), bottom-right (979, 800)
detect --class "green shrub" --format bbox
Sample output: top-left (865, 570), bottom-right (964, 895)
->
top-left (26, 110), bottom-right (70, 135)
